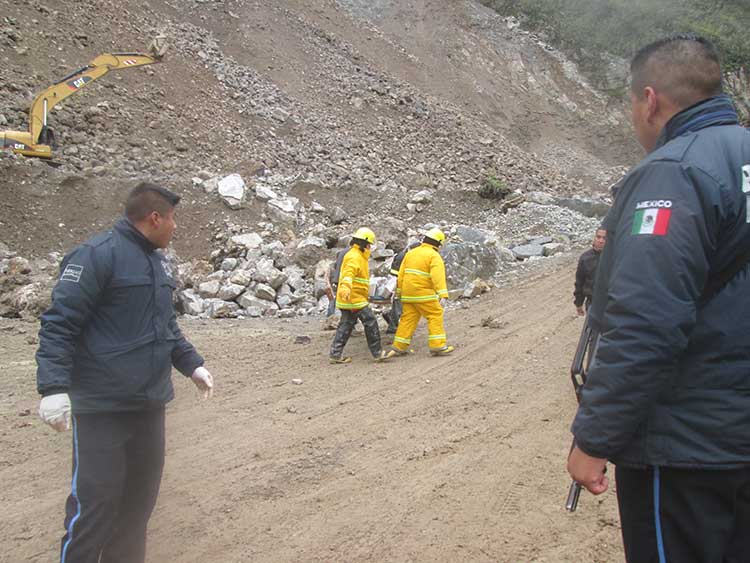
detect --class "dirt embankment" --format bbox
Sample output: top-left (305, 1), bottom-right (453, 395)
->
top-left (1, 259), bottom-right (623, 563)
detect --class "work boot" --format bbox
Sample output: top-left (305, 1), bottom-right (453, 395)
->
top-left (429, 345), bottom-right (455, 357)
top-left (386, 348), bottom-right (413, 358)
top-left (373, 350), bottom-right (391, 363)
top-left (329, 356), bottom-right (352, 364)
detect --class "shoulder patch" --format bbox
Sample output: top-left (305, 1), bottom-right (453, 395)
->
top-left (632, 200), bottom-right (671, 236)
top-left (60, 264), bottom-right (84, 283)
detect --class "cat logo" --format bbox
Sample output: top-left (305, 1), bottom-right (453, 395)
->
top-left (67, 76), bottom-right (92, 90)
top-left (13, 143), bottom-right (26, 150)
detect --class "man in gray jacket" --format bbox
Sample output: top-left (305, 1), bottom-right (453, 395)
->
top-left (568, 35), bottom-right (750, 562)
top-left (36, 182), bottom-right (214, 563)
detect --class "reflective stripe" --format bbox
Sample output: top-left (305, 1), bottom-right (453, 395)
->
top-left (341, 276), bottom-right (353, 283)
top-left (428, 334), bottom-right (446, 340)
top-left (389, 269), bottom-right (399, 276)
top-left (394, 336), bottom-right (411, 344)
top-left (401, 294), bottom-right (439, 302)
top-left (405, 268), bottom-right (431, 278)
top-left (654, 467), bottom-right (667, 563)
top-left (353, 277), bottom-right (370, 285)
top-left (437, 289), bottom-right (449, 296)
top-left (61, 417), bottom-right (81, 563)
top-left (336, 300), bottom-right (369, 310)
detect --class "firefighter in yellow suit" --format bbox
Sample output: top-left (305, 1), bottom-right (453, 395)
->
top-left (388, 228), bottom-right (455, 357)
top-left (329, 227), bottom-right (390, 364)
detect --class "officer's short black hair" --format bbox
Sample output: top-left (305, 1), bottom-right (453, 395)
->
top-left (631, 34), bottom-right (722, 108)
top-left (125, 182), bottom-right (181, 222)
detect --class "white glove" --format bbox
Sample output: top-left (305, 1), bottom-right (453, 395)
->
top-left (191, 367), bottom-right (214, 400)
top-left (39, 393), bottom-right (71, 432)
top-left (440, 298), bottom-right (447, 308)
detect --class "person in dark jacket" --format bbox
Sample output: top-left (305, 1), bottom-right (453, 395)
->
top-left (383, 239), bottom-right (420, 334)
top-left (573, 228), bottom-right (606, 315)
top-left (567, 35), bottom-right (750, 563)
top-left (36, 182), bottom-right (214, 563)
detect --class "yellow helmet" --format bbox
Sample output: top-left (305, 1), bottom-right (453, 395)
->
top-left (424, 228), bottom-right (446, 245)
top-left (352, 227), bottom-right (376, 245)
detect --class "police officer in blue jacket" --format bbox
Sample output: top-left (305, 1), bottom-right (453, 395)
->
top-left (567, 35), bottom-right (750, 562)
top-left (36, 182), bottom-right (214, 563)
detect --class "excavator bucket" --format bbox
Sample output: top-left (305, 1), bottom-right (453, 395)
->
top-left (147, 35), bottom-right (168, 59)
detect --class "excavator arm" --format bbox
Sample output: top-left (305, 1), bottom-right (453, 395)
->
top-left (2, 39), bottom-right (165, 158)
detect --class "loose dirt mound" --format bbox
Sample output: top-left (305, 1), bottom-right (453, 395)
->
top-left (0, 259), bottom-right (624, 562)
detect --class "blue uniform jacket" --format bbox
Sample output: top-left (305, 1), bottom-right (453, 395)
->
top-left (36, 217), bottom-right (204, 413)
top-left (573, 95), bottom-right (750, 468)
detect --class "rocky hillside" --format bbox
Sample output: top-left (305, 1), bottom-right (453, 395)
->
top-left (1, 0), bottom-right (636, 319)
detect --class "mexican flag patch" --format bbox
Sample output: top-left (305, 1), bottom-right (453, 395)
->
top-left (632, 207), bottom-right (671, 235)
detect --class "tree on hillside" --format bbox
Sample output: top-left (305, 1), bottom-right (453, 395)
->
top-left (480, 0), bottom-right (749, 124)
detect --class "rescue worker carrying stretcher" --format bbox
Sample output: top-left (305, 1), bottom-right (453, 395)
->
top-left (329, 227), bottom-right (390, 364)
top-left (388, 228), bottom-right (454, 357)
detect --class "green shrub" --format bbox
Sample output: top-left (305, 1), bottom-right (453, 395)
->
top-left (479, 175), bottom-right (511, 200)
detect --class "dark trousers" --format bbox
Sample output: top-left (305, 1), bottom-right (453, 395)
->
top-left (60, 409), bottom-right (165, 563)
top-left (330, 307), bottom-right (382, 359)
top-left (616, 465), bottom-right (750, 563)
top-left (385, 298), bottom-right (402, 334)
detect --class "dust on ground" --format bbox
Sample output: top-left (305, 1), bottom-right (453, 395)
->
top-left (0, 259), bottom-right (623, 563)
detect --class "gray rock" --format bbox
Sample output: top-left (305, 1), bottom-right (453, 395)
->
top-left (277, 294), bottom-right (294, 308)
top-left (266, 205), bottom-right (296, 226)
top-left (7, 256), bottom-right (31, 275)
top-left (205, 299), bottom-right (240, 318)
top-left (442, 242), bottom-right (503, 288)
top-left (268, 196), bottom-right (300, 215)
top-left (542, 243), bottom-right (565, 257)
top-left (512, 244), bottom-right (545, 259)
top-left (272, 107), bottom-right (290, 122)
top-left (454, 225), bottom-right (492, 244)
top-left (526, 191), bottom-right (556, 205)
top-left (410, 190), bottom-right (433, 204)
top-left (238, 292), bottom-right (279, 314)
top-left (254, 183), bottom-right (278, 201)
top-left (261, 240), bottom-right (285, 261)
top-left (292, 236), bottom-right (328, 271)
top-left (229, 269), bottom-right (253, 287)
top-left (371, 245), bottom-right (394, 260)
top-left (178, 289), bottom-right (205, 316)
top-left (197, 280), bottom-right (221, 298)
top-left (528, 236), bottom-right (554, 246)
top-left (230, 233), bottom-right (263, 250)
top-left (372, 217), bottom-right (408, 249)
top-left (462, 279), bottom-right (493, 298)
top-left (554, 196), bottom-right (610, 218)
top-left (220, 257), bottom-right (238, 271)
top-left (218, 282), bottom-right (245, 301)
top-left (218, 174), bottom-right (246, 209)
top-left (255, 283), bottom-right (277, 301)
top-left (203, 177), bottom-right (219, 194)
top-left (283, 265), bottom-right (305, 291)
top-left (253, 257), bottom-right (287, 289)
top-left (328, 206), bottom-right (347, 225)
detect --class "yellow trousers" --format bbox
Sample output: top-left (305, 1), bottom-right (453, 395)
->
top-left (393, 300), bottom-right (447, 351)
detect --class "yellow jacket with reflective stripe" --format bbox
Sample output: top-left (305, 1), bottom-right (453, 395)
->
top-left (397, 243), bottom-right (449, 303)
top-left (336, 246), bottom-right (371, 310)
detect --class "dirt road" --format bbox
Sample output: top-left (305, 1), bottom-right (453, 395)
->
top-left (1, 260), bottom-right (623, 563)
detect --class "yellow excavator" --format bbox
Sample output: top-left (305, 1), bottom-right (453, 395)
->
top-left (1, 38), bottom-right (167, 159)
